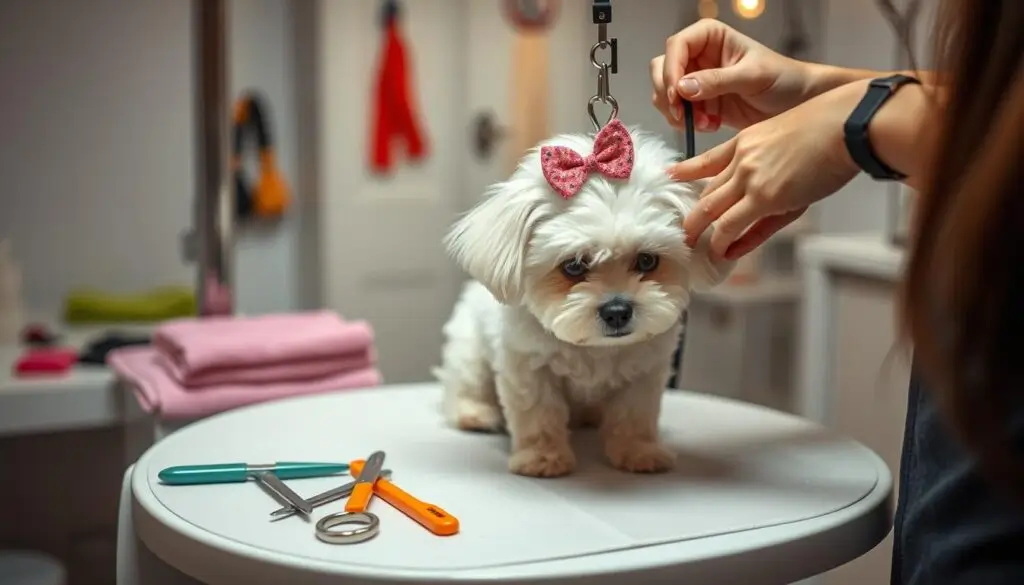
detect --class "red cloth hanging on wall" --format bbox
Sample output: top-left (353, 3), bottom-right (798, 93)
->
top-left (370, 3), bottom-right (428, 174)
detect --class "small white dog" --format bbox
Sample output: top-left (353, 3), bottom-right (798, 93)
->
top-left (436, 121), bottom-right (733, 478)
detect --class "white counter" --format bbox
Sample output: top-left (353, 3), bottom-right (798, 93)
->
top-left (795, 233), bottom-right (909, 585)
top-left (0, 321), bottom-right (151, 437)
top-left (799, 233), bottom-right (904, 283)
top-left (797, 233), bottom-right (906, 425)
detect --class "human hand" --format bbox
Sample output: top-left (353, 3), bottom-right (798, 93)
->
top-left (670, 80), bottom-right (869, 260)
top-left (651, 19), bottom-right (815, 132)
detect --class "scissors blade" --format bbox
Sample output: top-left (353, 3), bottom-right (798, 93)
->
top-left (268, 469), bottom-right (393, 520)
top-left (344, 450), bottom-right (385, 513)
top-left (254, 471), bottom-right (313, 516)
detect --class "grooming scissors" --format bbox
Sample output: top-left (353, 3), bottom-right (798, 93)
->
top-left (268, 470), bottom-right (393, 520)
top-left (253, 471), bottom-right (313, 515)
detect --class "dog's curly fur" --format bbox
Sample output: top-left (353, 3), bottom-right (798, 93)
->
top-left (435, 126), bottom-right (733, 478)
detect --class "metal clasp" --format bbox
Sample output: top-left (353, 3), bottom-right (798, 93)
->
top-left (588, 40), bottom-right (619, 130)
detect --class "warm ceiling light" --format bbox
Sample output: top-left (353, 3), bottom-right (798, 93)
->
top-left (698, 0), bottom-right (719, 19)
top-left (733, 0), bottom-right (765, 19)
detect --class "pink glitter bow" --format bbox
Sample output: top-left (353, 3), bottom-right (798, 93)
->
top-left (540, 119), bottom-right (634, 199)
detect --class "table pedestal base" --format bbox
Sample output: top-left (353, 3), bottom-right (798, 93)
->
top-left (117, 467), bottom-right (202, 585)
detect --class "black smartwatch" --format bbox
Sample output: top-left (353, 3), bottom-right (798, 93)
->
top-left (843, 74), bottom-right (921, 181)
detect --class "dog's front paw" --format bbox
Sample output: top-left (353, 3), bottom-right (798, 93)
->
top-left (509, 444), bottom-right (576, 478)
top-left (606, 441), bottom-right (676, 473)
top-left (453, 399), bottom-right (504, 433)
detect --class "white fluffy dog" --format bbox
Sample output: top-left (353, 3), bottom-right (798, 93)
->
top-left (436, 121), bottom-right (733, 478)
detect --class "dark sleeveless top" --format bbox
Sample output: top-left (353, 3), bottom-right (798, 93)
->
top-left (891, 371), bottom-right (1024, 584)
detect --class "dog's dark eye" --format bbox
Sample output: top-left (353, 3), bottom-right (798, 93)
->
top-left (635, 253), bottom-right (660, 273)
top-left (560, 258), bottom-right (589, 279)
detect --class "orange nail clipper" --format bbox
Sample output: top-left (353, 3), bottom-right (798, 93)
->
top-left (349, 459), bottom-right (460, 536)
top-left (344, 450), bottom-right (386, 513)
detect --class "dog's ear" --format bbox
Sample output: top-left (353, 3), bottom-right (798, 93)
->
top-left (444, 179), bottom-right (548, 304)
top-left (659, 178), bottom-right (735, 291)
top-left (687, 228), bottom-right (735, 290)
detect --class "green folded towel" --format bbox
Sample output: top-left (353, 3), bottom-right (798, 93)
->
top-left (63, 286), bottom-right (196, 324)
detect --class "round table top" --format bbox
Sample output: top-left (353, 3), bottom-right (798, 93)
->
top-left (131, 383), bottom-right (892, 585)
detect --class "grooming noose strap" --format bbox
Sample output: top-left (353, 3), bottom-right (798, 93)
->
top-left (588, 1), bottom-right (618, 131)
top-left (587, 1), bottom-right (694, 161)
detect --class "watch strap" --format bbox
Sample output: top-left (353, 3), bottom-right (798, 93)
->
top-left (844, 74), bottom-right (921, 181)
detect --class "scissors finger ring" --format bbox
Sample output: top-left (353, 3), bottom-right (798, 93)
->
top-left (315, 511), bottom-right (380, 545)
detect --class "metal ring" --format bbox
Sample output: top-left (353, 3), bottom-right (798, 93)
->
top-left (589, 40), bottom-right (613, 69)
top-left (315, 511), bottom-right (380, 545)
top-left (587, 94), bottom-right (619, 130)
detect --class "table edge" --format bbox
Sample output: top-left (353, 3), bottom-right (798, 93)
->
top-left (132, 448), bottom-right (893, 584)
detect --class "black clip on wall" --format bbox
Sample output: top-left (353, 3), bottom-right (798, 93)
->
top-left (381, 0), bottom-right (400, 27)
top-left (591, 0), bottom-right (617, 74)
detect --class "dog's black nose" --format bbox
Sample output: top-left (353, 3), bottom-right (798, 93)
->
top-left (598, 298), bottom-right (634, 329)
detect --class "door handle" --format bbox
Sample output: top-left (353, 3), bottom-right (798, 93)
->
top-left (470, 111), bottom-right (508, 160)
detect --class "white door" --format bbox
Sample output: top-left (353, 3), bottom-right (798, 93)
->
top-left (312, 0), bottom-right (591, 383)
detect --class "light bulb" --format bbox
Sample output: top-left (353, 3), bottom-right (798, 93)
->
top-left (698, 0), bottom-right (719, 19)
top-left (733, 0), bottom-right (765, 19)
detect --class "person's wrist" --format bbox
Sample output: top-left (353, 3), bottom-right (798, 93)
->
top-left (797, 62), bottom-right (833, 101)
top-left (828, 79), bottom-right (873, 176)
top-left (865, 80), bottom-right (929, 183)
top-left (801, 63), bottom-right (880, 101)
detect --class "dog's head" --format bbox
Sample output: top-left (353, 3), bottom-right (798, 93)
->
top-left (445, 122), bottom-right (733, 347)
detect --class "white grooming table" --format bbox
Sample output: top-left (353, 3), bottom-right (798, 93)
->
top-left (117, 383), bottom-right (892, 585)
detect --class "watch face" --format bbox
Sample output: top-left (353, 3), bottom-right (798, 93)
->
top-left (871, 78), bottom-right (899, 91)
top-left (872, 74), bottom-right (918, 92)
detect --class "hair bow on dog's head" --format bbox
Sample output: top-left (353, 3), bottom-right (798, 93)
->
top-left (540, 119), bottom-right (634, 199)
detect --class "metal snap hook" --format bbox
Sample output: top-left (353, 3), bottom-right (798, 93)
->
top-left (588, 94), bottom-right (619, 131)
top-left (589, 39), bottom-right (614, 69)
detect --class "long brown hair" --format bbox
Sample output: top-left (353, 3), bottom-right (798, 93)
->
top-left (894, 0), bottom-right (1024, 487)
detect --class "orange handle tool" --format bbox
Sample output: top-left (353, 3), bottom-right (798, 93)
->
top-left (344, 450), bottom-right (385, 513)
top-left (345, 482), bottom-right (374, 513)
top-left (349, 459), bottom-right (460, 536)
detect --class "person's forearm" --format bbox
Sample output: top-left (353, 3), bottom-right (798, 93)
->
top-left (801, 62), bottom-right (936, 101)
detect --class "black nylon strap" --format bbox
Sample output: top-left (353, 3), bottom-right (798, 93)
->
top-left (843, 74), bottom-right (921, 181)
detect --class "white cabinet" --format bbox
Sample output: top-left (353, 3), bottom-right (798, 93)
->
top-left (798, 234), bottom-right (911, 585)
top-left (677, 221), bottom-right (810, 411)
top-left (678, 276), bottom-right (800, 412)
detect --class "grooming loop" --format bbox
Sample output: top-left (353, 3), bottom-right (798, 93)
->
top-left (315, 511), bottom-right (381, 545)
top-left (588, 44), bottom-right (618, 130)
top-left (588, 0), bottom-right (619, 130)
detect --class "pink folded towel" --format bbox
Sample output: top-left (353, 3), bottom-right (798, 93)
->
top-left (155, 351), bottom-right (373, 388)
top-left (108, 346), bottom-right (382, 419)
top-left (152, 310), bottom-right (375, 387)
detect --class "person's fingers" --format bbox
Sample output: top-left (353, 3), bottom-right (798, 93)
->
top-left (708, 196), bottom-right (763, 258)
top-left (651, 56), bottom-right (685, 129)
top-left (663, 38), bottom-right (689, 121)
top-left (677, 97), bottom-right (715, 132)
top-left (676, 63), bottom-right (766, 103)
top-left (663, 21), bottom-right (720, 121)
top-left (723, 208), bottom-right (806, 260)
top-left (667, 138), bottom-right (736, 182)
top-left (699, 98), bottom-right (722, 131)
top-left (650, 56), bottom-right (667, 104)
top-left (682, 173), bottom-right (742, 248)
